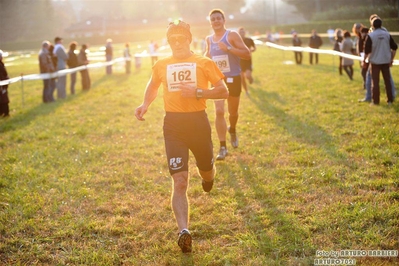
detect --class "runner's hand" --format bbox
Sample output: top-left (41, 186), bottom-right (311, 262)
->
top-left (179, 83), bottom-right (196, 98)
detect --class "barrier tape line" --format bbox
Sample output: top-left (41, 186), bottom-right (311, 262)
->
top-left (0, 57), bottom-right (126, 86)
top-left (0, 45), bottom-right (397, 86)
top-left (263, 41), bottom-right (399, 65)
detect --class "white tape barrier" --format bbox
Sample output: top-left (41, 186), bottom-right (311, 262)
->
top-left (0, 57), bottom-right (126, 86)
top-left (263, 41), bottom-right (399, 65)
top-left (1, 44), bottom-right (398, 86)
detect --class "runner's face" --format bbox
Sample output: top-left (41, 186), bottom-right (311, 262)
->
top-left (168, 34), bottom-right (190, 58)
top-left (210, 13), bottom-right (225, 30)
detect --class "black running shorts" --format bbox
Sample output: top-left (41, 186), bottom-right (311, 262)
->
top-left (163, 111), bottom-right (214, 175)
top-left (240, 59), bottom-right (252, 72)
top-left (225, 75), bottom-right (242, 97)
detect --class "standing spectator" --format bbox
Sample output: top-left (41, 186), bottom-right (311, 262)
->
top-left (309, 29), bottom-right (323, 64)
top-left (0, 50), bottom-right (10, 117)
top-left (358, 27), bottom-right (370, 91)
top-left (105, 39), bottom-right (113, 75)
top-left (352, 23), bottom-right (364, 55)
top-left (48, 44), bottom-right (57, 102)
top-left (205, 9), bottom-right (251, 160)
top-left (362, 14), bottom-right (396, 102)
top-left (78, 44), bottom-right (91, 91)
top-left (327, 26), bottom-right (335, 43)
top-left (134, 20), bottom-right (228, 253)
top-left (148, 40), bottom-right (158, 66)
top-left (238, 27), bottom-right (256, 95)
top-left (38, 41), bottom-right (56, 103)
top-left (54, 37), bottom-right (68, 99)
top-left (67, 41), bottom-right (78, 95)
top-left (292, 31), bottom-right (302, 65)
top-left (364, 18), bottom-right (398, 105)
top-left (341, 30), bottom-right (354, 81)
top-left (123, 42), bottom-right (131, 74)
top-left (333, 28), bottom-right (343, 75)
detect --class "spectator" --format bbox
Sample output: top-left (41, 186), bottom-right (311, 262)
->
top-left (238, 27), bottom-right (256, 95)
top-left (292, 31), bottom-right (302, 65)
top-left (327, 26), bottom-right (335, 43)
top-left (352, 23), bottom-right (364, 57)
top-left (364, 18), bottom-right (398, 105)
top-left (0, 50), bottom-right (10, 117)
top-left (105, 39), bottom-right (113, 75)
top-left (341, 30), bottom-right (354, 81)
top-left (124, 43), bottom-right (131, 74)
top-left (39, 41), bottom-right (56, 103)
top-left (333, 28), bottom-right (343, 75)
top-left (48, 44), bottom-right (57, 102)
top-left (309, 29), bottom-right (323, 64)
top-left (67, 41), bottom-right (78, 95)
top-left (78, 44), bottom-right (91, 91)
top-left (358, 27), bottom-right (370, 90)
top-left (148, 40), bottom-right (158, 66)
top-left (54, 37), bottom-right (68, 99)
top-left (364, 14), bottom-right (396, 101)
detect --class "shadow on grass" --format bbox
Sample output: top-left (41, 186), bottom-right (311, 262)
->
top-left (248, 85), bottom-right (348, 163)
top-left (179, 253), bottom-right (194, 266)
top-left (0, 73), bottom-right (134, 133)
top-left (216, 162), bottom-right (314, 264)
top-left (0, 72), bottom-right (133, 134)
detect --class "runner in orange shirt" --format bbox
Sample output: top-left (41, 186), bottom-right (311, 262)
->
top-left (135, 20), bottom-right (228, 253)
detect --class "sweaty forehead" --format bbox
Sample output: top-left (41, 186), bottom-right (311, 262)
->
top-left (210, 13), bottom-right (223, 18)
top-left (168, 33), bottom-right (186, 38)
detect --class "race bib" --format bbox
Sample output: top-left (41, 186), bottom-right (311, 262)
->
top-left (212, 54), bottom-right (231, 73)
top-left (166, 63), bottom-right (197, 92)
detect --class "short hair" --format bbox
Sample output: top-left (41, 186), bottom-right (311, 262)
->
top-left (372, 18), bottom-right (382, 28)
top-left (209, 9), bottom-right (225, 20)
top-left (360, 26), bottom-right (369, 34)
top-left (42, 40), bottom-right (50, 47)
top-left (343, 30), bottom-right (351, 38)
top-left (166, 20), bottom-right (192, 43)
top-left (69, 41), bottom-right (77, 50)
top-left (334, 28), bottom-right (343, 40)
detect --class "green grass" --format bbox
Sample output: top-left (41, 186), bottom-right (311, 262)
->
top-left (1, 45), bottom-right (399, 265)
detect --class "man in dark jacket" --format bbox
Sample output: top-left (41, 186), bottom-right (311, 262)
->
top-left (309, 29), bottom-right (323, 64)
top-left (0, 50), bottom-right (10, 117)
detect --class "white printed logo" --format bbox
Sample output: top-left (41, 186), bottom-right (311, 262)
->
top-left (169, 157), bottom-right (184, 171)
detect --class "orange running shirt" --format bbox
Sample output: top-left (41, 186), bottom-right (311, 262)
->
top-left (152, 53), bottom-right (224, 112)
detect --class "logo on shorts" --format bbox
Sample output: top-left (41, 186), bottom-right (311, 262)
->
top-left (169, 157), bottom-right (184, 171)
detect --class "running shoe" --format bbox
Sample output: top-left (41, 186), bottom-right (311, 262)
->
top-left (228, 127), bottom-right (238, 148)
top-left (216, 146), bottom-right (228, 160)
top-left (202, 179), bottom-right (214, 192)
top-left (177, 229), bottom-right (192, 253)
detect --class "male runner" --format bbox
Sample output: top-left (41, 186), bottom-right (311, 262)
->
top-left (238, 27), bottom-right (256, 95)
top-left (205, 9), bottom-right (251, 160)
top-left (135, 20), bottom-right (228, 253)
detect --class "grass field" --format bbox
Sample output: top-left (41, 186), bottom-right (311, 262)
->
top-left (1, 44), bottom-right (398, 265)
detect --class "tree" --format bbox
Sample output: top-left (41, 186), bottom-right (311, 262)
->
top-left (281, 0), bottom-right (398, 20)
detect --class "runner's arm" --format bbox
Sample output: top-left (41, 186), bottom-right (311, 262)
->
top-left (135, 76), bottom-right (161, 121)
top-left (180, 78), bottom-right (228, 100)
top-left (228, 31), bottom-right (251, 60)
